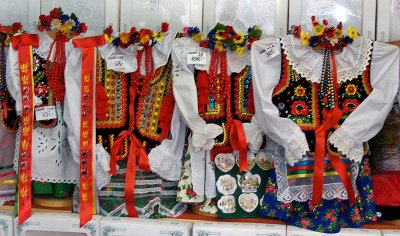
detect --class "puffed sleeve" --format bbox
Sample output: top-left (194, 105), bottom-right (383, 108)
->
top-left (6, 43), bottom-right (22, 114)
top-left (329, 41), bottom-right (400, 163)
top-left (148, 104), bottom-right (186, 181)
top-left (251, 38), bottom-right (309, 166)
top-left (171, 37), bottom-right (223, 151)
top-left (63, 42), bottom-right (83, 164)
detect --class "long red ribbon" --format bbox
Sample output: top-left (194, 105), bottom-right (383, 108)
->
top-left (109, 48), bottom-right (151, 217)
top-left (11, 33), bottom-right (39, 225)
top-left (73, 35), bottom-right (105, 227)
top-left (312, 50), bottom-right (355, 206)
top-left (229, 119), bottom-right (249, 172)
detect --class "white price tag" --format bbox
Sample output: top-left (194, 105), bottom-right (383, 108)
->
top-left (106, 55), bottom-right (127, 71)
top-left (259, 43), bottom-right (280, 62)
top-left (35, 106), bottom-right (57, 121)
top-left (187, 51), bottom-right (207, 65)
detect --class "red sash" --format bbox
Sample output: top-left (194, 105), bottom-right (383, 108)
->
top-left (73, 35), bottom-right (105, 227)
top-left (11, 34), bottom-right (39, 225)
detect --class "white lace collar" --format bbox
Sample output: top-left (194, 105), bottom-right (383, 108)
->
top-left (176, 37), bottom-right (251, 74)
top-left (281, 35), bottom-right (373, 83)
top-left (98, 31), bottom-right (176, 73)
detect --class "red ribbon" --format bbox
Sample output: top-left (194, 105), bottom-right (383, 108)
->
top-left (312, 51), bottom-right (355, 206)
top-left (229, 120), bottom-right (249, 172)
top-left (109, 48), bottom-right (151, 218)
top-left (11, 33), bottom-right (39, 225)
top-left (73, 35), bottom-right (105, 227)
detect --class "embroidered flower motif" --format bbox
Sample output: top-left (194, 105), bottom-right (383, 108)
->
top-left (291, 101), bottom-right (309, 116)
top-left (233, 32), bottom-right (245, 44)
top-left (34, 83), bottom-right (48, 97)
top-left (153, 32), bottom-right (164, 42)
top-left (343, 99), bottom-right (359, 113)
top-left (235, 46), bottom-right (246, 56)
top-left (294, 85), bottom-right (306, 97)
top-left (50, 19), bottom-right (61, 30)
top-left (313, 25), bottom-right (324, 36)
top-left (300, 32), bottom-right (310, 46)
top-left (345, 84), bottom-right (357, 96)
top-left (119, 32), bottom-right (130, 44)
top-left (290, 16), bottom-right (355, 50)
top-left (347, 27), bottom-right (359, 40)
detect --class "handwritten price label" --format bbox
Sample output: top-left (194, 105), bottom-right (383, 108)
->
top-left (35, 106), bottom-right (56, 121)
top-left (259, 43), bottom-right (280, 63)
top-left (106, 55), bottom-right (127, 71)
top-left (187, 51), bottom-right (207, 65)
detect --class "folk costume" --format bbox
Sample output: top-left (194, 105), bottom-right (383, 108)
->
top-left (65, 24), bottom-right (187, 223)
top-left (0, 23), bottom-right (21, 206)
top-left (250, 18), bottom-right (399, 233)
top-left (8, 8), bottom-right (87, 224)
top-left (172, 25), bottom-right (271, 217)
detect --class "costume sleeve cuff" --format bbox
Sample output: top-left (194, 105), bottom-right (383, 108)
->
top-left (243, 117), bottom-right (264, 153)
top-left (191, 123), bottom-right (223, 151)
top-left (285, 134), bottom-right (309, 166)
top-left (148, 139), bottom-right (183, 181)
top-left (329, 128), bottom-right (364, 163)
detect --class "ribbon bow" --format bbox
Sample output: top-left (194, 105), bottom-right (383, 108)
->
top-left (11, 34), bottom-right (39, 50)
top-left (73, 35), bottom-right (105, 48)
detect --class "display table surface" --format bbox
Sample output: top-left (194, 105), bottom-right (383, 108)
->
top-left (1, 201), bottom-right (400, 230)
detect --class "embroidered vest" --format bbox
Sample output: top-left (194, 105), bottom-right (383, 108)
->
top-left (195, 65), bottom-right (255, 147)
top-left (272, 47), bottom-right (373, 153)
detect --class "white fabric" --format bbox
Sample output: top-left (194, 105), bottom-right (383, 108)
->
top-left (281, 35), bottom-right (374, 84)
top-left (243, 117), bottom-right (264, 154)
top-left (172, 37), bottom-right (251, 75)
top-left (252, 37), bottom-right (399, 166)
top-left (95, 144), bottom-right (111, 190)
top-left (98, 31), bottom-right (176, 74)
top-left (8, 33), bottom-right (78, 183)
top-left (187, 136), bottom-right (216, 199)
top-left (148, 104), bottom-right (186, 181)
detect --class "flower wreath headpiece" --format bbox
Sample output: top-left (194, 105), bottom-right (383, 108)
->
top-left (289, 16), bottom-right (359, 50)
top-left (182, 23), bottom-right (262, 55)
top-left (103, 22), bottom-right (169, 48)
top-left (38, 7), bottom-right (87, 36)
top-left (0, 22), bottom-right (23, 47)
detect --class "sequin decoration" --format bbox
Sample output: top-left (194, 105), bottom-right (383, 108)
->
top-left (233, 66), bottom-right (254, 121)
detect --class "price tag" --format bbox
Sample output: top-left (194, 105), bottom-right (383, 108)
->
top-left (106, 55), bottom-right (127, 71)
top-left (187, 51), bottom-right (207, 65)
top-left (35, 106), bottom-right (57, 121)
top-left (259, 43), bottom-right (280, 62)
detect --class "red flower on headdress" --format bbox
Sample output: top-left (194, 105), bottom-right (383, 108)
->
top-left (291, 101), bottom-right (309, 116)
top-left (50, 8), bottom-right (60, 19)
top-left (79, 23), bottom-right (87, 33)
top-left (103, 25), bottom-right (113, 35)
top-left (11, 22), bottom-right (22, 32)
top-left (161, 22), bottom-right (169, 33)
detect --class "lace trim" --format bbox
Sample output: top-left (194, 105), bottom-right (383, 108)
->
top-left (281, 35), bottom-right (373, 83)
top-left (329, 129), bottom-right (364, 163)
top-left (285, 135), bottom-right (309, 166)
top-left (338, 38), bottom-right (373, 83)
top-left (0, 195), bottom-right (15, 206)
top-left (191, 123), bottom-right (223, 151)
top-left (100, 197), bottom-right (187, 218)
top-left (148, 141), bottom-right (182, 182)
top-left (274, 148), bottom-right (360, 203)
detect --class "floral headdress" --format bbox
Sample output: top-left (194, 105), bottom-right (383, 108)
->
top-left (0, 22), bottom-right (23, 47)
top-left (183, 23), bottom-right (262, 55)
top-left (289, 16), bottom-right (359, 49)
top-left (103, 22), bottom-right (169, 48)
top-left (38, 7), bottom-right (87, 36)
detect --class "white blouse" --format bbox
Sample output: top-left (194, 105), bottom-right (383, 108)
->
top-left (251, 35), bottom-right (400, 166)
top-left (7, 31), bottom-right (78, 184)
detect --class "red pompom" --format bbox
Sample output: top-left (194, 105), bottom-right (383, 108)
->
top-left (161, 22), bottom-right (169, 33)
top-left (39, 14), bottom-right (47, 22)
top-left (79, 23), bottom-right (87, 33)
top-left (323, 19), bottom-right (329, 26)
top-left (11, 22), bottom-right (22, 32)
top-left (103, 25), bottom-right (113, 35)
top-left (38, 25), bottom-right (45, 32)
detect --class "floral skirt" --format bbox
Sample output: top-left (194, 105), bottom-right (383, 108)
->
top-left (260, 158), bottom-right (377, 233)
